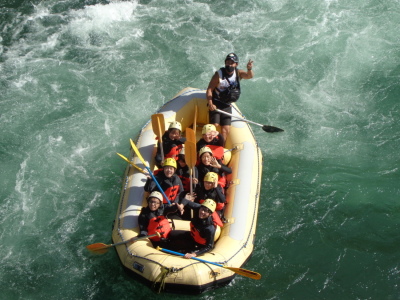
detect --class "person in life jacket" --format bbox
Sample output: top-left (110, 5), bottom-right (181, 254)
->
top-left (155, 121), bottom-right (186, 167)
top-left (197, 146), bottom-right (232, 188)
top-left (167, 199), bottom-right (218, 258)
top-left (144, 158), bottom-right (187, 217)
top-left (138, 191), bottom-right (183, 247)
top-left (206, 53), bottom-right (254, 142)
top-left (196, 124), bottom-right (225, 160)
top-left (194, 172), bottom-right (226, 216)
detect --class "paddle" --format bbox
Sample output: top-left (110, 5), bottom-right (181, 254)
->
top-left (184, 140), bottom-right (196, 195)
top-left (116, 152), bottom-right (146, 174)
top-left (151, 113), bottom-right (165, 161)
top-left (156, 247), bottom-right (261, 280)
top-left (215, 108), bottom-right (283, 133)
top-left (130, 138), bottom-right (172, 205)
top-left (87, 232), bottom-right (160, 254)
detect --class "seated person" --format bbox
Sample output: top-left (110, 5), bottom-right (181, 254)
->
top-left (196, 124), bottom-right (225, 157)
top-left (144, 158), bottom-right (186, 210)
top-left (167, 199), bottom-right (217, 258)
top-left (155, 121), bottom-right (186, 167)
top-left (195, 172), bottom-right (226, 217)
top-left (197, 146), bottom-right (232, 188)
top-left (138, 191), bottom-right (183, 247)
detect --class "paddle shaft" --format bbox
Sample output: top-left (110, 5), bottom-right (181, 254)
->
top-left (130, 139), bottom-right (172, 205)
top-left (215, 109), bottom-right (263, 127)
top-left (108, 233), bottom-right (159, 249)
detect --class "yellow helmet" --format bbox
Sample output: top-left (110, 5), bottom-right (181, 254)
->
top-left (202, 124), bottom-right (216, 135)
top-left (168, 121), bottom-right (182, 132)
top-left (202, 199), bottom-right (216, 213)
top-left (199, 146), bottom-right (212, 157)
top-left (163, 157), bottom-right (177, 169)
top-left (204, 172), bottom-right (218, 183)
top-left (148, 191), bottom-right (163, 203)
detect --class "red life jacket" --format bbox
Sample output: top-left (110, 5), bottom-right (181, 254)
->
top-left (147, 216), bottom-right (171, 241)
top-left (164, 144), bottom-right (183, 160)
top-left (163, 185), bottom-right (180, 204)
top-left (190, 222), bottom-right (207, 245)
top-left (206, 145), bottom-right (225, 160)
top-left (179, 175), bottom-right (191, 192)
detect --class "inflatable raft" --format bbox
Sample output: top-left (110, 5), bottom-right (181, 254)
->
top-left (112, 87), bottom-right (263, 294)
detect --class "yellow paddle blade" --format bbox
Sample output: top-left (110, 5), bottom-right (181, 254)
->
top-left (223, 266), bottom-right (262, 280)
top-left (185, 127), bottom-right (196, 144)
top-left (151, 113), bottom-right (165, 136)
top-left (130, 139), bottom-right (148, 167)
top-left (116, 152), bottom-right (145, 173)
top-left (184, 141), bottom-right (196, 168)
top-left (86, 243), bottom-right (110, 254)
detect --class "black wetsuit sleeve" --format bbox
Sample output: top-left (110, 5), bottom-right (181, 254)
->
top-left (215, 186), bottom-right (226, 203)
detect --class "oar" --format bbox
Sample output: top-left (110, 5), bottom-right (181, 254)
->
top-left (130, 138), bottom-right (172, 205)
top-left (215, 108), bottom-right (283, 133)
top-left (184, 140), bottom-right (196, 195)
top-left (156, 247), bottom-right (261, 280)
top-left (116, 152), bottom-right (146, 174)
top-left (151, 113), bottom-right (165, 160)
top-left (87, 232), bottom-right (160, 254)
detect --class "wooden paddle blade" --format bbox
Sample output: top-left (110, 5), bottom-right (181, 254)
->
top-left (151, 113), bottom-right (165, 135)
top-left (184, 141), bottom-right (196, 168)
top-left (185, 127), bottom-right (196, 144)
top-left (224, 266), bottom-right (262, 280)
top-left (262, 125), bottom-right (284, 133)
top-left (86, 243), bottom-right (110, 254)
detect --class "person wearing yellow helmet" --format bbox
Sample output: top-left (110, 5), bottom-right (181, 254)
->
top-left (155, 121), bottom-right (186, 168)
top-left (167, 198), bottom-right (218, 258)
top-left (206, 53), bottom-right (254, 142)
top-left (194, 172), bottom-right (226, 217)
top-left (144, 157), bottom-right (187, 211)
top-left (197, 146), bottom-right (232, 188)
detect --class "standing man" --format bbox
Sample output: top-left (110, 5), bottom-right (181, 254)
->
top-left (206, 53), bottom-right (254, 142)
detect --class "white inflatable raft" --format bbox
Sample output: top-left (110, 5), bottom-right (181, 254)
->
top-left (112, 87), bottom-right (262, 294)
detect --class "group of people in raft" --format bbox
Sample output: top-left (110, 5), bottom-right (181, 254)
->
top-left (138, 53), bottom-right (254, 259)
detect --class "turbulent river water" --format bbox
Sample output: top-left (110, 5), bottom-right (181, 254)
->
top-left (1, 0), bottom-right (399, 299)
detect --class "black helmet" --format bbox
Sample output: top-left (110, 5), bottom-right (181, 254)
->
top-left (225, 53), bottom-right (239, 63)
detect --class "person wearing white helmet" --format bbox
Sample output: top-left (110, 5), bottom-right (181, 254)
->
top-left (138, 191), bottom-right (184, 247)
top-left (206, 53), bottom-right (254, 142)
top-left (197, 146), bottom-right (232, 188)
top-left (155, 121), bottom-right (186, 167)
top-left (196, 124), bottom-right (225, 161)
top-left (167, 199), bottom-right (218, 258)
